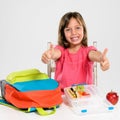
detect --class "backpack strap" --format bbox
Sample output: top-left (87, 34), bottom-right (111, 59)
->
top-left (0, 98), bottom-right (56, 116)
top-left (0, 80), bottom-right (7, 99)
top-left (0, 98), bottom-right (30, 112)
top-left (36, 106), bottom-right (56, 116)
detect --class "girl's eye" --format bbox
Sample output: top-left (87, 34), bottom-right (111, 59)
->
top-left (65, 28), bottom-right (71, 32)
top-left (76, 26), bottom-right (81, 30)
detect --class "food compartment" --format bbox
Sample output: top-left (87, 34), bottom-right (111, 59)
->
top-left (64, 85), bottom-right (115, 115)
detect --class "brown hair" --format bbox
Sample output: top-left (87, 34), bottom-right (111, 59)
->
top-left (58, 12), bottom-right (88, 48)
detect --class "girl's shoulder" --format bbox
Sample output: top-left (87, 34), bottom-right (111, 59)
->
top-left (55, 45), bottom-right (64, 49)
top-left (81, 46), bottom-right (97, 52)
top-left (55, 45), bottom-right (66, 53)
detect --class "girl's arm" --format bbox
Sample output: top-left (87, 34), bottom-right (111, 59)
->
top-left (41, 44), bottom-right (61, 64)
top-left (88, 48), bottom-right (110, 71)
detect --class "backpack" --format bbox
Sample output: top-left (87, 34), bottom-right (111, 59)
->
top-left (0, 69), bottom-right (63, 116)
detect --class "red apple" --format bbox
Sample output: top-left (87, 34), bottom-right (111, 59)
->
top-left (106, 91), bottom-right (119, 105)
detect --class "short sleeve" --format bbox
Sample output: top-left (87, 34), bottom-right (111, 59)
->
top-left (87, 46), bottom-right (97, 62)
top-left (87, 46), bottom-right (97, 52)
top-left (55, 45), bottom-right (65, 59)
top-left (55, 45), bottom-right (64, 52)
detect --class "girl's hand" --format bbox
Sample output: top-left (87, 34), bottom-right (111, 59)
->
top-left (100, 48), bottom-right (110, 71)
top-left (41, 44), bottom-right (54, 64)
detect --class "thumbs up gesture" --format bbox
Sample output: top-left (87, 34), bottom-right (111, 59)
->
top-left (100, 48), bottom-right (110, 71)
top-left (41, 44), bottom-right (55, 64)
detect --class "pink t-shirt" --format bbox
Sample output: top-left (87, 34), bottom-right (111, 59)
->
top-left (54, 45), bottom-right (97, 89)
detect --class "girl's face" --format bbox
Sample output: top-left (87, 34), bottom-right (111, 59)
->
top-left (64, 18), bottom-right (84, 47)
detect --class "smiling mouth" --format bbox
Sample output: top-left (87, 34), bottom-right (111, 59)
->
top-left (71, 37), bottom-right (79, 42)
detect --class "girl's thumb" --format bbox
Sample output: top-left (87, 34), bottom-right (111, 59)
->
top-left (48, 43), bottom-right (54, 57)
top-left (102, 48), bottom-right (108, 61)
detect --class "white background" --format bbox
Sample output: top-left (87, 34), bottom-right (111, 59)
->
top-left (0, 0), bottom-right (120, 94)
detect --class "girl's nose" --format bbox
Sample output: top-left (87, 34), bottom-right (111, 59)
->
top-left (71, 29), bottom-right (76, 34)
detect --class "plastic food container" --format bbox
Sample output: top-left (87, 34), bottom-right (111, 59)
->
top-left (64, 85), bottom-right (115, 115)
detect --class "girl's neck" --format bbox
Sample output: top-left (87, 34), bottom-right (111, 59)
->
top-left (68, 44), bottom-right (82, 53)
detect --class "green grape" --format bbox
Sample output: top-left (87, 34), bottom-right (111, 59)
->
top-left (76, 85), bottom-right (85, 92)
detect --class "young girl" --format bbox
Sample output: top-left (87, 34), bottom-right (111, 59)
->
top-left (41, 12), bottom-right (110, 90)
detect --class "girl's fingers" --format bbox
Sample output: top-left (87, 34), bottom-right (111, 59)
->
top-left (49, 44), bottom-right (54, 56)
top-left (102, 48), bottom-right (108, 60)
top-left (42, 42), bottom-right (55, 64)
top-left (100, 48), bottom-right (110, 71)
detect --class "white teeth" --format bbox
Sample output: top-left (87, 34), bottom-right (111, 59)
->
top-left (71, 37), bottom-right (78, 41)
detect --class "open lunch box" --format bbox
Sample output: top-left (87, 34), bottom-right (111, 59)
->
top-left (64, 85), bottom-right (116, 115)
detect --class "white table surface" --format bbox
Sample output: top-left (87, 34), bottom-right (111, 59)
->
top-left (0, 102), bottom-right (120, 120)
top-left (0, 88), bottom-right (120, 120)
